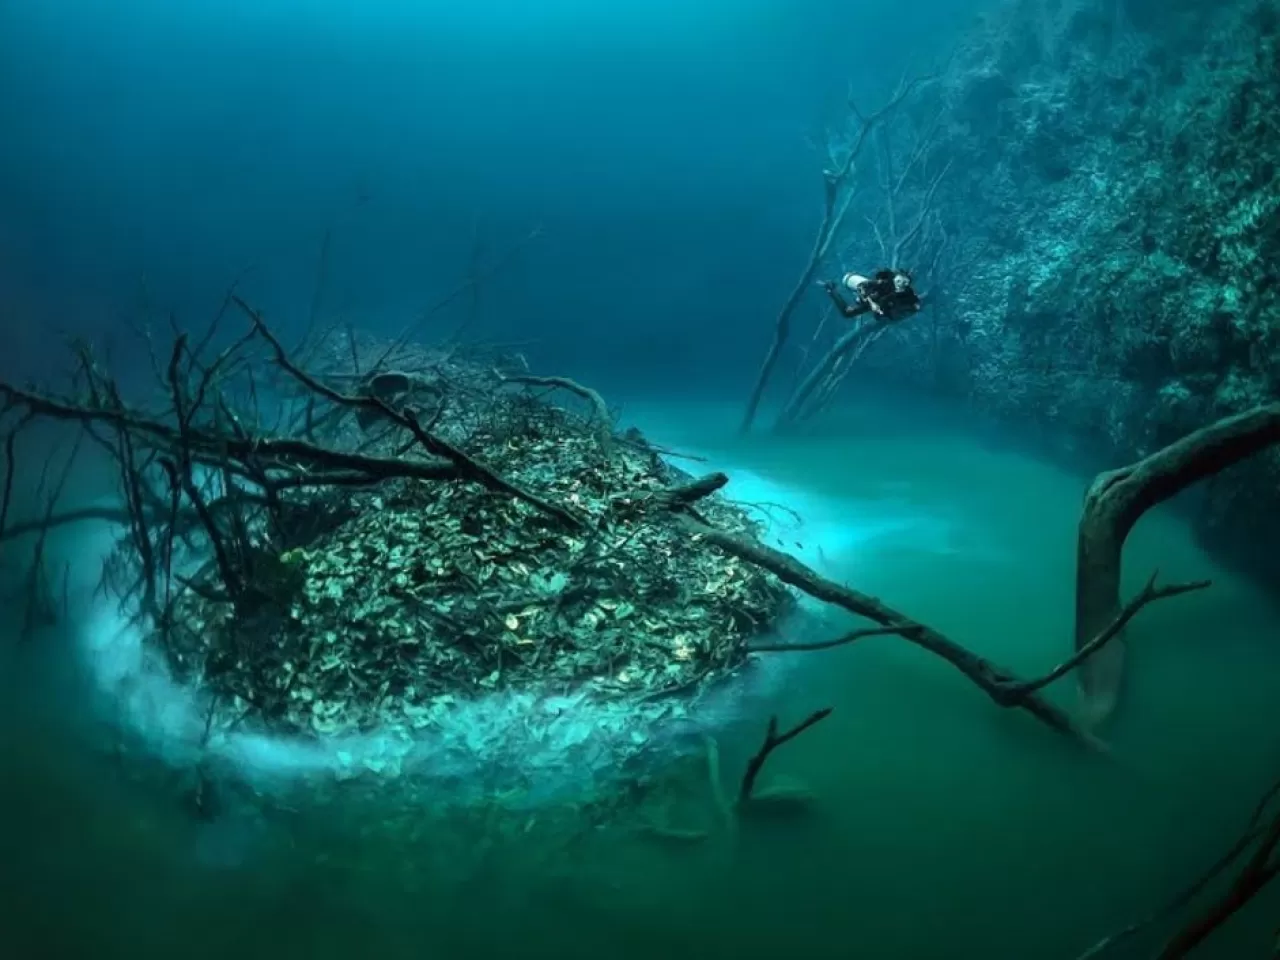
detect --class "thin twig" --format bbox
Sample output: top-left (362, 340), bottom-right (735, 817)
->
top-left (749, 623), bottom-right (917, 653)
top-left (494, 370), bottom-right (613, 453)
top-left (1077, 773), bottom-right (1280, 959)
top-left (996, 572), bottom-right (1210, 703)
top-left (234, 296), bottom-right (582, 529)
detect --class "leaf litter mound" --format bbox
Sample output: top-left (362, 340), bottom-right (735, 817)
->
top-left (159, 334), bottom-right (793, 766)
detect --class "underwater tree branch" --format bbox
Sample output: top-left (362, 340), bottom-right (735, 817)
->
top-left (996, 571), bottom-right (1209, 703)
top-left (739, 76), bottom-right (923, 435)
top-left (1154, 811), bottom-right (1280, 959)
top-left (166, 335), bottom-right (245, 603)
top-left (493, 369), bottom-right (614, 453)
top-left (0, 505), bottom-right (138, 542)
top-left (739, 708), bottom-right (833, 807)
top-left (19, 432), bottom-right (83, 640)
top-left (806, 324), bottom-right (894, 423)
top-left (0, 491), bottom-right (289, 549)
top-left (0, 408), bottom-right (35, 540)
top-left (0, 324), bottom-right (477, 617)
top-left (774, 319), bottom-right (891, 430)
top-left (678, 510), bottom-right (1104, 749)
top-left (0, 378), bottom-right (463, 488)
top-left (1074, 402), bottom-right (1280, 725)
top-left (1075, 773), bottom-right (1280, 959)
top-left (400, 404), bottom-right (585, 528)
top-left (710, 503), bottom-right (1205, 731)
top-left (114, 413), bottom-right (164, 623)
top-left (748, 623), bottom-right (912, 653)
top-left (657, 471), bottom-right (728, 508)
top-left (233, 295), bottom-right (584, 529)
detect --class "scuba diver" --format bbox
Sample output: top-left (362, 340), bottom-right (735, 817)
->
top-left (822, 268), bottom-right (921, 322)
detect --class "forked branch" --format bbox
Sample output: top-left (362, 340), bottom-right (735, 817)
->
top-left (680, 509), bottom-right (1104, 748)
top-left (739, 708), bottom-right (834, 806)
top-left (1075, 402), bottom-right (1280, 724)
top-left (234, 296), bottom-right (584, 529)
top-left (494, 370), bottom-right (614, 454)
top-left (739, 75), bottom-right (925, 434)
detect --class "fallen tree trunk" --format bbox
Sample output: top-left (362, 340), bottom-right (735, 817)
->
top-left (679, 515), bottom-right (1108, 749)
top-left (1075, 402), bottom-right (1280, 725)
top-left (662, 474), bottom-right (1198, 749)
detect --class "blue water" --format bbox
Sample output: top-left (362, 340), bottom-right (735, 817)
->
top-left (3, 1), bottom-right (1278, 957)
top-left (3, 395), bottom-right (1279, 957)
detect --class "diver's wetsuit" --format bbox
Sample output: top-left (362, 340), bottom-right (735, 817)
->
top-left (825, 269), bottom-right (921, 321)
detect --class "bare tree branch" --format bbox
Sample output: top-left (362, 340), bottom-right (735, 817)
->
top-left (0, 409), bottom-right (35, 539)
top-left (1076, 402), bottom-right (1280, 724)
top-left (677, 510), bottom-right (1104, 749)
top-left (739, 708), bottom-right (833, 806)
top-left (494, 369), bottom-right (614, 454)
top-left (998, 572), bottom-right (1209, 703)
top-left (234, 296), bottom-right (583, 529)
top-left (774, 80), bottom-right (950, 431)
top-left (739, 76), bottom-right (925, 434)
top-left (748, 624), bottom-right (910, 653)
top-left (1077, 773), bottom-right (1280, 959)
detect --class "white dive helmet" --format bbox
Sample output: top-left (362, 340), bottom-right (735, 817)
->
top-left (893, 272), bottom-right (911, 293)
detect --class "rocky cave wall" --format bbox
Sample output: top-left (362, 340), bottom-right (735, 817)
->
top-left (862, 0), bottom-right (1280, 580)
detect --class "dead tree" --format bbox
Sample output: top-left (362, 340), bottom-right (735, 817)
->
top-left (774, 87), bottom-right (953, 431)
top-left (1074, 402), bottom-right (1280, 726)
top-left (0, 295), bottom-right (585, 672)
top-left (662, 476), bottom-right (1201, 751)
top-left (233, 297), bottom-right (584, 529)
top-left (739, 78), bottom-right (923, 434)
top-left (0, 406), bottom-right (29, 540)
top-left (0, 412), bottom-right (81, 641)
top-left (1075, 771), bottom-right (1280, 959)
top-left (775, 319), bottom-right (895, 428)
top-left (697, 398), bottom-right (1280, 740)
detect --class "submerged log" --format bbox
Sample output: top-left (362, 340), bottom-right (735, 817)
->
top-left (1074, 402), bottom-right (1280, 725)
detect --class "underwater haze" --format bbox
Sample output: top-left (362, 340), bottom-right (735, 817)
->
top-left (0, 0), bottom-right (973, 388)
top-left (4, 0), bottom-right (1280, 958)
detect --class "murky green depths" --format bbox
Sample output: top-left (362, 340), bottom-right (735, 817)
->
top-left (3, 401), bottom-right (1279, 960)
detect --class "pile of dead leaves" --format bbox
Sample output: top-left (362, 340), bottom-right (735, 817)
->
top-left (162, 390), bottom-right (791, 739)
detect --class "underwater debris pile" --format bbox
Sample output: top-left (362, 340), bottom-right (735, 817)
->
top-left (3, 292), bottom-right (1207, 803)
top-left (130, 323), bottom-right (794, 743)
top-left (163, 419), bottom-right (789, 739)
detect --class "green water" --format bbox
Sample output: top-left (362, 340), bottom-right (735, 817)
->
top-left (3, 401), bottom-right (1279, 959)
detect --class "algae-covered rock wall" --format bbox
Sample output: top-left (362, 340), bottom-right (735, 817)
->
top-left (866, 0), bottom-right (1280, 577)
